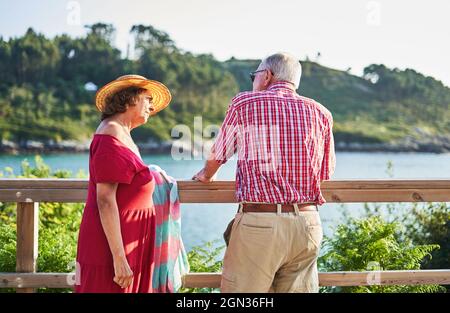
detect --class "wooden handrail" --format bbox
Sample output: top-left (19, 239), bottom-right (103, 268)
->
top-left (0, 179), bottom-right (450, 203)
top-left (0, 270), bottom-right (449, 289)
top-left (181, 270), bottom-right (450, 288)
top-left (0, 178), bottom-right (449, 292)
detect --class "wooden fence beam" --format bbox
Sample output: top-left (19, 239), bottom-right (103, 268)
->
top-left (1, 179), bottom-right (450, 203)
top-left (1, 270), bottom-right (449, 289)
top-left (15, 202), bottom-right (39, 293)
top-left (183, 270), bottom-right (450, 288)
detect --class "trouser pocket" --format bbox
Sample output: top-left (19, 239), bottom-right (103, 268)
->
top-left (307, 224), bottom-right (323, 251)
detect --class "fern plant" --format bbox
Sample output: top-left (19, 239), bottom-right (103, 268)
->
top-left (319, 216), bottom-right (445, 293)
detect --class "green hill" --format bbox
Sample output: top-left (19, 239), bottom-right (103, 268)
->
top-left (0, 24), bottom-right (449, 152)
top-left (225, 59), bottom-right (450, 146)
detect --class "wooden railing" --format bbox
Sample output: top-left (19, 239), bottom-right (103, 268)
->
top-left (0, 179), bottom-right (450, 292)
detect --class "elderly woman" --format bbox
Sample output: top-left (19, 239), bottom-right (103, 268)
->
top-left (75, 75), bottom-right (171, 293)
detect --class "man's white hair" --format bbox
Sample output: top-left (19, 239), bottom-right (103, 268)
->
top-left (260, 52), bottom-right (302, 89)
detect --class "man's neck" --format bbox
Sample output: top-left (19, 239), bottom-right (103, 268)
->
top-left (267, 81), bottom-right (296, 91)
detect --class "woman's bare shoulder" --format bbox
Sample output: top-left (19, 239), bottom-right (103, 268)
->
top-left (95, 120), bottom-right (122, 137)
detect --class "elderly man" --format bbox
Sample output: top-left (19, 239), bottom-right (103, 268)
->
top-left (193, 52), bottom-right (335, 293)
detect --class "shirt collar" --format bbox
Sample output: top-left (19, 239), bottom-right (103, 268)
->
top-left (267, 81), bottom-right (297, 93)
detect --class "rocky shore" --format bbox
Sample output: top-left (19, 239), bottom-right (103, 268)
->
top-left (336, 135), bottom-right (450, 153)
top-left (0, 139), bottom-right (174, 155)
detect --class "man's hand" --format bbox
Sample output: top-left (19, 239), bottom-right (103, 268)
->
top-left (192, 157), bottom-right (221, 183)
top-left (192, 167), bottom-right (217, 183)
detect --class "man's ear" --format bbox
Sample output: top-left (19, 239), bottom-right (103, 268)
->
top-left (264, 70), bottom-right (273, 87)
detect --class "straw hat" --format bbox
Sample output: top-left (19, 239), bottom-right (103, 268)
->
top-left (95, 74), bottom-right (171, 115)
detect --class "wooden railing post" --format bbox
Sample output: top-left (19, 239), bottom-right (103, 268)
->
top-left (16, 202), bottom-right (39, 293)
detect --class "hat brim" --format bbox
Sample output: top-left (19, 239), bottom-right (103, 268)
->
top-left (95, 78), bottom-right (171, 116)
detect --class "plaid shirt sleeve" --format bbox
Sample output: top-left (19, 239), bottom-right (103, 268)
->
top-left (320, 116), bottom-right (336, 181)
top-left (211, 103), bottom-right (238, 165)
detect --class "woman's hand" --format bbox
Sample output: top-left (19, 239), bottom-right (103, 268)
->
top-left (113, 255), bottom-right (134, 289)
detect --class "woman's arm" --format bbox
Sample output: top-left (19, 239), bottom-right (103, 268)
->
top-left (96, 182), bottom-right (133, 289)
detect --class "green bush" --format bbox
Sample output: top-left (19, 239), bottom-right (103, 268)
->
top-left (319, 215), bottom-right (446, 293)
top-left (0, 221), bottom-right (78, 293)
top-left (403, 203), bottom-right (449, 271)
top-left (0, 156), bottom-right (83, 293)
top-left (179, 240), bottom-right (224, 293)
top-left (0, 222), bottom-right (16, 273)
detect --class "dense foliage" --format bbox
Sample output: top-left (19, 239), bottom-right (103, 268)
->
top-left (0, 24), bottom-right (238, 143)
top-left (319, 215), bottom-right (445, 293)
top-left (0, 156), bottom-right (82, 292)
top-left (1, 24), bottom-right (449, 145)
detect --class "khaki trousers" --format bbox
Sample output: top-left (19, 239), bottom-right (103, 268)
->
top-left (220, 210), bottom-right (323, 293)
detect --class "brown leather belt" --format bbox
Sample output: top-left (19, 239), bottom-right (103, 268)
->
top-left (241, 203), bottom-right (318, 213)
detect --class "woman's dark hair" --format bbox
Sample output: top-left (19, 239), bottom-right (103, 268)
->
top-left (100, 87), bottom-right (148, 121)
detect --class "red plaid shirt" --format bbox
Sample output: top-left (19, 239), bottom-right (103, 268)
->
top-left (212, 81), bottom-right (335, 205)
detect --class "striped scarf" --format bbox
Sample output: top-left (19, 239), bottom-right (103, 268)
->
top-left (149, 165), bottom-right (189, 292)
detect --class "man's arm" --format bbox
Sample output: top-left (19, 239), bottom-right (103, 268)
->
top-left (320, 117), bottom-right (336, 181)
top-left (192, 103), bottom-right (238, 183)
top-left (192, 154), bottom-right (222, 183)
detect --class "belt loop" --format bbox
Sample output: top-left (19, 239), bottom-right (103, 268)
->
top-left (238, 203), bottom-right (243, 213)
top-left (293, 203), bottom-right (300, 216)
top-left (276, 204), bottom-right (282, 215)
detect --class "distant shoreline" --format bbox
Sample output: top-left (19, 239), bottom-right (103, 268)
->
top-left (1, 139), bottom-right (449, 155)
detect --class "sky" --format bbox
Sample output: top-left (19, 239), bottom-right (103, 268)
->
top-left (1, 0), bottom-right (449, 86)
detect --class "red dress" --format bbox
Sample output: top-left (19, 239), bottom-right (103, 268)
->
top-left (75, 134), bottom-right (156, 293)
